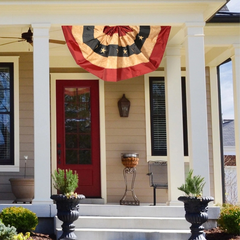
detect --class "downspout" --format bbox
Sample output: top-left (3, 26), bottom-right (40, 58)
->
top-left (217, 59), bottom-right (231, 204)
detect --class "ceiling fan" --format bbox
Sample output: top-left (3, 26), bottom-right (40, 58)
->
top-left (0, 28), bottom-right (66, 47)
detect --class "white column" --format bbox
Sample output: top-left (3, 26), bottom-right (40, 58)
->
top-left (231, 44), bottom-right (240, 203)
top-left (184, 22), bottom-right (211, 196)
top-left (165, 46), bottom-right (185, 204)
top-left (209, 66), bottom-right (223, 204)
top-left (32, 23), bottom-right (51, 204)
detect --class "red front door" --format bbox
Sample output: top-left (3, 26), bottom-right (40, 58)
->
top-left (56, 80), bottom-right (101, 197)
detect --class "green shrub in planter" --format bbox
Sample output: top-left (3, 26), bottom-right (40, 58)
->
top-left (218, 204), bottom-right (240, 235)
top-left (0, 221), bottom-right (17, 240)
top-left (178, 169), bottom-right (205, 197)
top-left (0, 206), bottom-right (38, 233)
top-left (52, 168), bottom-right (78, 195)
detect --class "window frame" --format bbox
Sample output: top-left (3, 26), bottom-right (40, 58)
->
top-left (145, 71), bottom-right (167, 162)
top-left (144, 72), bottom-right (189, 162)
top-left (0, 57), bottom-right (19, 172)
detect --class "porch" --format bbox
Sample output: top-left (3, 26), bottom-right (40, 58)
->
top-left (0, 201), bottom-right (220, 240)
top-left (0, 1), bottom-right (239, 230)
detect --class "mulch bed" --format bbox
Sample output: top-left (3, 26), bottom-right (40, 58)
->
top-left (29, 228), bottom-right (240, 240)
top-left (205, 228), bottom-right (240, 240)
top-left (30, 232), bottom-right (56, 240)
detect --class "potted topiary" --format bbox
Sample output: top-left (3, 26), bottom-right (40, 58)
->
top-left (178, 169), bottom-right (214, 240)
top-left (51, 168), bottom-right (85, 240)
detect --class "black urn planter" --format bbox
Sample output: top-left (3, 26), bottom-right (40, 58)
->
top-left (51, 194), bottom-right (85, 240)
top-left (178, 196), bottom-right (214, 240)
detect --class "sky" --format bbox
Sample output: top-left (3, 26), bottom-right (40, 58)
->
top-left (226, 0), bottom-right (240, 12)
top-left (219, 62), bottom-right (234, 120)
top-left (219, 0), bottom-right (239, 120)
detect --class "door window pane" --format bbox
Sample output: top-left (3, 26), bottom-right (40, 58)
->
top-left (64, 87), bottom-right (92, 165)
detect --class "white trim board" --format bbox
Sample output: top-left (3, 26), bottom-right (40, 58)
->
top-left (0, 56), bottom-right (20, 172)
top-left (50, 73), bottom-right (107, 203)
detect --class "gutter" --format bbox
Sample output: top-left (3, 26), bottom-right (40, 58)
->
top-left (208, 12), bottom-right (240, 23)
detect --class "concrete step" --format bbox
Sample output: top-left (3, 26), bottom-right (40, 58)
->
top-left (55, 228), bottom-right (191, 240)
top-left (54, 204), bottom-right (219, 240)
top-left (80, 198), bottom-right (104, 204)
top-left (78, 204), bottom-right (186, 217)
top-left (55, 216), bottom-right (190, 230)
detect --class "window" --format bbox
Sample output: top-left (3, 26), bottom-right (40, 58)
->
top-left (146, 74), bottom-right (188, 159)
top-left (0, 57), bottom-right (19, 171)
top-left (0, 63), bottom-right (14, 165)
top-left (181, 77), bottom-right (188, 156)
top-left (149, 77), bottom-right (167, 156)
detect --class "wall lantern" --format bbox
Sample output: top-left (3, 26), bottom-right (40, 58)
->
top-left (118, 94), bottom-right (130, 117)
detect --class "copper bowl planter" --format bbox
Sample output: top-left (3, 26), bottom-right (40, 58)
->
top-left (9, 178), bottom-right (34, 203)
top-left (121, 153), bottom-right (139, 168)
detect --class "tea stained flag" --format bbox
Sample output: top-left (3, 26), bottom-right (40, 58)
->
top-left (62, 25), bottom-right (171, 82)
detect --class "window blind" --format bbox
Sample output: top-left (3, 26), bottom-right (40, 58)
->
top-left (150, 77), bottom-right (167, 156)
top-left (0, 63), bottom-right (14, 165)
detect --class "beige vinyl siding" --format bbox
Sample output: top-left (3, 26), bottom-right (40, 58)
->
top-left (105, 76), bottom-right (168, 203)
top-left (0, 52), bottom-right (34, 200)
top-left (0, 56), bottom-right (215, 203)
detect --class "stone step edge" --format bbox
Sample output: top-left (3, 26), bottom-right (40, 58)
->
top-left (57, 216), bottom-right (186, 220)
top-left (56, 228), bottom-right (191, 233)
top-left (79, 216), bottom-right (186, 219)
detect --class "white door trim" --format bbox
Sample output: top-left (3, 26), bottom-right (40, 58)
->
top-left (50, 73), bottom-right (107, 203)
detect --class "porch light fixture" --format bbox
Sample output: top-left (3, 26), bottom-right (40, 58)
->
top-left (118, 94), bottom-right (130, 117)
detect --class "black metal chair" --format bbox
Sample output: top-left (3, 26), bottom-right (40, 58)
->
top-left (147, 161), bottom-right (168, 205)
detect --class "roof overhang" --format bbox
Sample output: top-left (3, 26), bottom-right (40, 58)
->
top-left (1, 0), bottom-right (238, 68)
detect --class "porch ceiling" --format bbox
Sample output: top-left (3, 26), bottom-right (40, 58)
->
top-left (0, 0), bottom-right (227, 25)
top-left (0, 0), bottom-right (235, 67)
top-left (0, 24), bottom-right (236, 68)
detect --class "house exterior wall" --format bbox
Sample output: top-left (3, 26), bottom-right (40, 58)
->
top-left (0, 52), bottom-right (34, 201)
top-left (0, 53), bottom-right (216, 204)
top-left (105, 77), bottom-right (168, 203)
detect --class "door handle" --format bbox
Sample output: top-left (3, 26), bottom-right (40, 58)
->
top-left (57, 143), bottom-right (61, 164)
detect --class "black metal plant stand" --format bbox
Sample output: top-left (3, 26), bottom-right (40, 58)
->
top-left (51, 194), bottom-right (85, 240)
top-left (120, 167), bottom-right (140, 205)
top-left (178, 196), bottom-right (214, 240)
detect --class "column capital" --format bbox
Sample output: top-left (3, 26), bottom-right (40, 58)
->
top-left (184, 21), bottom-right (205, 37)
top-left (32, 23), bottom-right (51, 39)
top-left (31, 23), bottom-right (51, 29)
top-left (184, 21), bottom-right (205, 28)
top-left (165, 46), bottom-right (181, 56)
top-left (231, 44), bottom-right (240, 58)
